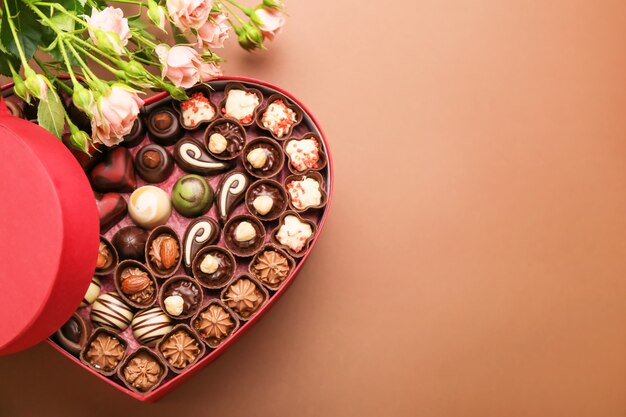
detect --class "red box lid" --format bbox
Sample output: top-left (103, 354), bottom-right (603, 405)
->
top-left (0, 97), bottom-right (99, 355)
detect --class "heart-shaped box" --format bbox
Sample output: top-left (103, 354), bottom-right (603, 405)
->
top-left (0, 77), bottom-right (333, 401)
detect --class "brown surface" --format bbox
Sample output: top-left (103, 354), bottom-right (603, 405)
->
top-left (1, 0), bottom-right (626, 415)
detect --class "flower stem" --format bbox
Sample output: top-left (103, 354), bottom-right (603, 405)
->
top-left (221, 2), bottom-right (247, 25)
top-left (224, 0), bottom-right (253, 16)
top-left (3, 0), bottom-right (30, 68)
top-left (58, 41), bottom-right (82, 86)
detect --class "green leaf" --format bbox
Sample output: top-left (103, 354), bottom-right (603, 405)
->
top-left (0, 50), bottom-right (20, 76)
top-left (48, 13), bottom-right (75, 32)
top-left (0, 0), bottom-right (45, 62)
top-left (37, 91), bottom-right (66, 139)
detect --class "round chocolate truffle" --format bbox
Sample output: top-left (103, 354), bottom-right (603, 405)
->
top-left (122, 117), bottom-right (146, 148)
top-left (147, 107), bottom-right (183, 146)
top-left (113, 226), bottom-right (149, 261)
top-left (54, 314), bottom-right (91, 355)
top-left (135, 144), bottom-right (174, 183)
top-left (128, 186), bottom-right (172, 229)
top-left (80, 276), bottom-right (102, 307)
top-left (171, 174), bottom-right (214, 217)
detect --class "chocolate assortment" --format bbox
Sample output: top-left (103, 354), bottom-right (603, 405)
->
top-left (41, 81), bottom-right (330, 394)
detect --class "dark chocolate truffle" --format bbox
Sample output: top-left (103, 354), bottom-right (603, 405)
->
top-left (113, 226), bottom-right (149, 261)
top-left (147, 107), bottom-right (183, 145)
top-left (122, 117), bottom-right (146, 148)
top-left (135, 144), bottom-right (174, 183)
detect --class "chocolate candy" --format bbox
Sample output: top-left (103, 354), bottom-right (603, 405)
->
top-left (192, 246), bottom-right (235, 289)
top-left (115, 260), bottom-right (157, 308)
top-left (146, 226), bottom-right (181, 278)
top-left (222, 215), bottom-right (266, 257)
top-left (249, 245), bottom-right (294, 290)
top-left (192, 301), bottom-right (238, 348)
top-left (131, 306), bottom-right (173, 346)
top-left (80, 276), bottom-right (102, 307)
top-left (120, 348), bottom-right (166, 393)
top-left (91, 292), bottom-right (134, 331)
top-left (177, 90), bottom-right (217, 129)
top-left (160, 276), bottom-right (202, 318)
top-left (128, 186), bottom-right (172, 229)
top-left (205, 118), bottom-right (246, 160)
top-left (82, 328), bottom-right (127, 375)
top-left (256, 94), bottom-right (303, 140)
top-left (182, 217), bottom-right (220, 273)
top-left (245, 179), bottom-right (288, 221)
top-left (174, 137), bottom-right (232, 175)
top-left (272, 211), bottom-right (317, 257)
top-left (171, 174), bottom-right (214, 217)
top-left (54, 314), bottom-right (91, 355)
top-left (122, 117), bottom-right (146, 148)
top-left (216, 170), bottom-right (249, 223)
top-left (147, 107), bottom-right (183, 145)
top-left (112, 226), bottom-right (149, 262)
top-left (95, 237), bottom-right (118, 276)
top-left (95, 192), bottom-right (127, 233)
top-left (89, 147), bottom-right (137, 193)
top-left (242, 137), bottom-right (285, 179)
top-left (221, 276), bottom-right (267, 320)
top-left (158, 326), bottom-right (204, 371)
top-left (219, 83), bottom-right (262, 126)
top-left (135, 144), bottom-right (174, 183)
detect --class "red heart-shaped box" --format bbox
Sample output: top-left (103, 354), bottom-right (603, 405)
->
top-left (0, 77), bottom-right (333, 401)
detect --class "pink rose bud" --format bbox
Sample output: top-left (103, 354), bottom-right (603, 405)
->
top-left (200, 61), bottom-right (222, 82)
top-left (89, 84), bottom-right (144, 147)
top-left (196, 13), bottom-right (230, 49)
top-left (253, 7), bottom-right (286, 41)
top-left (147, 1), bottom-right (167, 32)
top-left (166, 0), bottom-right (213, 31)
top-left (155, 44), bottom-right (206, 88)
top-left (24, 71), bottom-right (49, 101)
top-left (85, 7), bottom-right (131, 53)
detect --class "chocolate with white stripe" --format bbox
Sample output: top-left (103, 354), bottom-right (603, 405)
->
top-left (131, 306), bottom-right (173, 347)
top-left (90, 292), bottom-right (134, 331)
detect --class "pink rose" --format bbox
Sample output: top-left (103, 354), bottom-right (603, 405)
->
top-left (166, 0), bottom-right (213, 31)
top-left (85, 7), bottom-right (131, 53)
top-left (200, 61), bottom-right (222, 82)
top-left (254, 7), bottom-right (286, 41)
top-left (155, 44), bottom-right (205, 88)
top-left (196, 13), bottom-right (230, 49)
top-left (90, 85), bottom-right (144, 147)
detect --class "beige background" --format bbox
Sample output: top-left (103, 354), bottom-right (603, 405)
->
top-left (1, 1), bottom-right (626, 415)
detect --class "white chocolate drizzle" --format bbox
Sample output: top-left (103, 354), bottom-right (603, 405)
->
top-left (179, 142), bottom-right (224, 168)
top-left (184, 221), bottom-right (214, 267)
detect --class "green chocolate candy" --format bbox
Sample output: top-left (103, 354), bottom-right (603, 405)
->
top-left (171, 174), bottom-right (214, 217)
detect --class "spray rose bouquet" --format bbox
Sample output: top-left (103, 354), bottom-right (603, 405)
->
top-left (0, 0), bottom-right (286, 151)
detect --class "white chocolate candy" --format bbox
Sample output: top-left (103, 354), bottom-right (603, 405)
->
top-left (80, 276), bottom-right (101, 307)
top-left (276, 215), bottom-right (313, 253)
top-left (225, 89), bottom-right (259, 123)
top-left (131, 306), bottom-right (173, 346)
top-left (164, 295), bottom-right (185, 317)
top-left (287, 177), bottom-right (322, 210)
top-left (285, 138), bottom-right (321, 172)
top-left (128, 186), bottom-right (172, 229)
top-left (234, 221), bottom-right (256, 242)
top-left (208, 133), bottom-right (228, 154)
top-left (253, 195), bottom-right (274, 215)
top-left (262, 100), bottom-right (297, 138)
top-left (90, 292), bottom-right (134, 331)
top-left (200, 254), bottom-right (219, 274)
top-left (247, 148), bottom-right (268, 169)
top-left (181, 96), bottom-right (215, 127)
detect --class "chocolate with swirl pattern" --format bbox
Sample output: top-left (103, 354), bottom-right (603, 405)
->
top-left (216, 170), bottom-right (250, 223)
top-left (182, 217), bottom-right (220, 273)
top-left (173, 137), bottom-right (232, 175)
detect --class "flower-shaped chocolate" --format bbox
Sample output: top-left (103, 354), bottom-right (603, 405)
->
top-left (122, 352), bottom-right (163, 392)
top-left (194, 303), bottom-right (236, 346)
top-left (222, 277), bottom-right (266, 319)
top-left (160, 329), bottom-right (201, 369)
top-left (84, 331), bottom-right (125, 373)
top-left (251, 250), bottom-right (290, 288)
